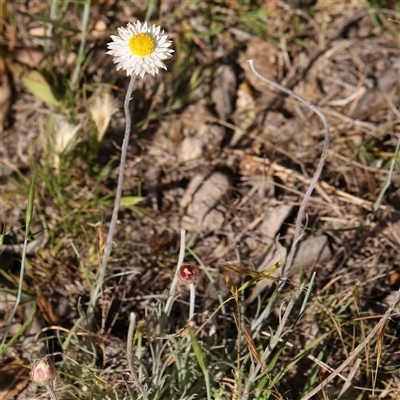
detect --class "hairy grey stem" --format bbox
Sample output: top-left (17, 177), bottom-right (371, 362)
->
top-left (127, 312), bottom-right (148, 400)
top-left (247, 60), bottom-right (330, 279)
top-left (89, 75), bottom-right (136, 314)
top-left (242, 286), bottom-right (303, 400)
top-left (261, 285), bottom-right (303, 363)
top-left (189, 282), bottom-right (196, 321)
top-left (164, 229), bottom-right (186, 315)
top-left (45, 385), bottom-right (57, 400)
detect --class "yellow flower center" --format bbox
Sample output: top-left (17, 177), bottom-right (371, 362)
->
top-left (129, 33), bottom-right (155, 56)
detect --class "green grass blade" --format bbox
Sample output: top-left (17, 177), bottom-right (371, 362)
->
top-left (0, 172), bottom-right (36, 351)
top-left (26, 169), bottom-right (36, 235)
top-left (189, 327), bottom-right (211, 399)
top-left (20, 11), bottom-right (80, 33)
top-left (373, 136), bottom-right (400, 216)
top-left (0, 306), bottom-right (36, 356)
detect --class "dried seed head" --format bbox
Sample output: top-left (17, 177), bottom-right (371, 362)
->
top-left (89, 91), bottom-right (119, 142)
top-left (49, 115), bottom-right (80, 172)
top-left (30, 356), bottom-right (56, 387)
top-left (52, 116), bottom-right (80, 156)
top-left (178, 262), bottom-right (199, 284)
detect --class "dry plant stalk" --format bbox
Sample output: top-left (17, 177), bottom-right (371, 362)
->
top-left (239, 59), bottom-right (330, 399)
top-left (246, 60), bottom-right (330, 281)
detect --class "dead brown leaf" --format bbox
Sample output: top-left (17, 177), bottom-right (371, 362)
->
top-left (0, 360), bottom-right (30, 400)
top-left (0, 56), bottom-right (11, 133)
top-left (37, 297), bottom-right (60, 326)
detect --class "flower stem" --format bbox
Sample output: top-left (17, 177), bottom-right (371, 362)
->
top-left (189, 283), bottom-right (195, 321)
top-left (164, 229), bottom-right (186, 316)
top-left (89, 75), bottom-right (136, 315)
top-left (127, 312), bottom-right (148, 400)
top-left (45, 385), bottom-right (57, 400)
top-left (247, 60), bottom-right (330, 280)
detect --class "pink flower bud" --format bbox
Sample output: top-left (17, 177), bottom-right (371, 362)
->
top-left (178, 262), bottom-right (199, 284)
top-left (30, 357), bottom-right (56, 386)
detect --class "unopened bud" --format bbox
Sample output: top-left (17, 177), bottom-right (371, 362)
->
top-left (30, 356), bottom-right (56, 386)
top-left (178, 262), bottom-right (199, 284)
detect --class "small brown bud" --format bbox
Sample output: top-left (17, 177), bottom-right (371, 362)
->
top-left (30, 356), bottom-right (56, 386)
top-left (178, 262), bottom-right (199, 284)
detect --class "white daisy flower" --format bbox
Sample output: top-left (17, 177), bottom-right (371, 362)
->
top-left (107, 21), bottom-right (174, 79)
